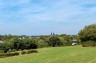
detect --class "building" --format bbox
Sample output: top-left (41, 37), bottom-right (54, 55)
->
top-left (72, 39), bottom-right (77, 46)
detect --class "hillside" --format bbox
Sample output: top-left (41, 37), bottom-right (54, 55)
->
top-left (0, 46), bottom-right (96, 63)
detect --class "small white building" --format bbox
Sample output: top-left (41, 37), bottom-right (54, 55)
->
top-left (72, 40), bottom-right (77, 46)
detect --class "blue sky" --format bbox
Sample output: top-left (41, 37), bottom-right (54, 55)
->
top-left (0, 0), bottom-right (96, 35)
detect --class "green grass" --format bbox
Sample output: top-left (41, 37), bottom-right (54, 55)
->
top-left (0, 45), bottom-right (96, 63)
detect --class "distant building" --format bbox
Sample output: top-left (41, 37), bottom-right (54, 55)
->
top-left (50, 32), bottom-right (55, 37)
top-left (72, 39), bottom-right (77, 45)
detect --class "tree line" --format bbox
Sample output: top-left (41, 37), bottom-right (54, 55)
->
top-left (0, 23), bottom-right (95, 53)
top-left (0, 34), bottom-right (78, 53)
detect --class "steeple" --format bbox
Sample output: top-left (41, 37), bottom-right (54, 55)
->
top-left (50, 32), bottom-right (55, 36)
top-left (51, 32), bottom-right (52, 36)
top-left (53, 32), bottom-right (55, 35)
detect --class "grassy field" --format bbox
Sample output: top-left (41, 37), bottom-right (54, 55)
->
top-left (0, 45), bottom-right (96, 63)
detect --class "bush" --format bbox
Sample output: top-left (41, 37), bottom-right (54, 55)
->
top-left (0, 53), bottom-right (5, 58)
top-left (48, 36), bottom-right (61, 47)
top-left (10, 52), bottom-right (19, 56)
top-left (0, 52), bottom-right (19, 58)
top-left (82, 41), bottom-right (94, 47)
top-left (21, 51), bottom-right (27, 55)
top-left (38, 39), bottom-right (48, 48)
top-left (27, 50), bottom-right (38, 54)
top-left (23, 38), bottom-right (38, 49)
top-left (0, 50), bottom-right (4, 53)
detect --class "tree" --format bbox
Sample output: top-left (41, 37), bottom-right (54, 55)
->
top-left (39, 36), bottom-right (49, 42)
top-left (59, 34), bottom-right (73, 46)
top-left (23, 38), bottom-right (37, 49)
top-left (78, 24), bottom-right (96, 46)
top-left (48, 36), bottom-right (61, 47)
top-left (0, 42), bottom-right (10, 53)
top-left (38, 39), bottom-right (48, 48)
top-left (59, 37), bottom-right (66, 46)
top-left (9, 38), bottom-right (25, 51)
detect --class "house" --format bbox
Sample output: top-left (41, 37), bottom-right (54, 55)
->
top-left (72, 39), bottom-right (77, 45)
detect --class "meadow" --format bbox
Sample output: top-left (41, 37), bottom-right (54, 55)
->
top-left (0, 45), bottom-right (96, 63)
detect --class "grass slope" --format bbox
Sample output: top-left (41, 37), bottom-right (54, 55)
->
top-left (0, 46), bottom-right (96, 63)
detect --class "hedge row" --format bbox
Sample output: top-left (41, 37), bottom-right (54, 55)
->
top-left (21, 50), bottom-right (38, 55)
top-left (21, 51), bottom-right (26, 55)
top-left (0, 52), bottom-right (19, 58)
top-left (0, 50), bottom-right (38, 58)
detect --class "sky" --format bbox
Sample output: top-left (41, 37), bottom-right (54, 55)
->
top-left (0, 0), bottom-right (96, 35)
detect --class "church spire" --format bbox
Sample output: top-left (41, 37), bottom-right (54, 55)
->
top-left (53, 32), bottom-right (55, 35)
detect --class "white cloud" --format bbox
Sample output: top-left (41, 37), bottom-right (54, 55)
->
top-left (0, 0), bottom-right (96, 35)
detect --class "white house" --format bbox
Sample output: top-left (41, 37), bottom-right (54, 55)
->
top-left (72, 40), bottom-right (77, 46)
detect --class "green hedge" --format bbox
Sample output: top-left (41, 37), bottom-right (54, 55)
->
top-left (0, 52), bottom-right (19, 58)
top-left (21, 51), bottom-right (27, 55)
top-left (27, 50), bottom-right (38, 54)
top-left (0, 50), bottom-right (38, 58)
top-left (0, 53), bottom-right (5, 58)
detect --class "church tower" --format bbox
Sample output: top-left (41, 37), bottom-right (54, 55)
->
top-left (50, 32), bottom-right (55, 37)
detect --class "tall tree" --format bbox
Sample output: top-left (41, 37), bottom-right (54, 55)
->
top-left (78, 24), bottom-right (96, 46)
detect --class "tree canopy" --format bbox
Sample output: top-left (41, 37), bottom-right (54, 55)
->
top-left (78, 24), bottom-right (96, 46)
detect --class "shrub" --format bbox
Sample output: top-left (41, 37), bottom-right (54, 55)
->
top-left (0, 53), bottom-right (5, 58)
top-left (21, 51), bottom-right (27, 55)
top-left (10, 38), bottom-right (26, 51)
top-left (27, 50), bottom-right (38, 54)
top-left (82, 41), bottom-right (94, 47)
top-left (10, 52), bottom-right (19, 56)
top-left (0, 50), bottom-right (4, 53)
top-left (48, 36), bottom-right (61, 47)
top-left (23, 38), bottom-right (38, 49)
top-left (0, 52), bottom-right (19, 58)
top-left (38, 39), bottom-right (48, 48)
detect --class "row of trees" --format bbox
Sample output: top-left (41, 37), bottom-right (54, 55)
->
top-left (0, 38), bottom-right (37, 53)
top-left (0, 34), bottom-right (78, 53)
top-left (0, 23), bottom-right (95, 53)
top-left (37, 23), bottom-right (96, 47)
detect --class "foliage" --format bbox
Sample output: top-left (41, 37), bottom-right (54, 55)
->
top-left (21, 51), bottom-right (27, 55)
top-left (9, 38), bottom-right (26, 51)
top-left (78, 24), bottom-right (96, 46)
top-left (0, 52), bottom-right (19, 58)
top-left (48, 36), bottom-right (61, 47)
top-left (0, 42), bottom-right (11, 53)
top-left (78, 24), bottom-right (96, 42)
top-left (23, 38), bottom-right (38, 49)
top-left (27, 50), bottom-right (38, 54)
top-left (59, 37), bottom-right (66, 46)
top-left (38, 39), bottom-right (48, 48)
top-left (9, 38), bottom-right (37, 51)
top-left (82, 41), bottom-right (94, 47)
top-left (39, 36), bottom-right (49, 42)
top-left (0, 33), bottom-right (78, 53)
top-left (59, 34), bottom-right (73, 46)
